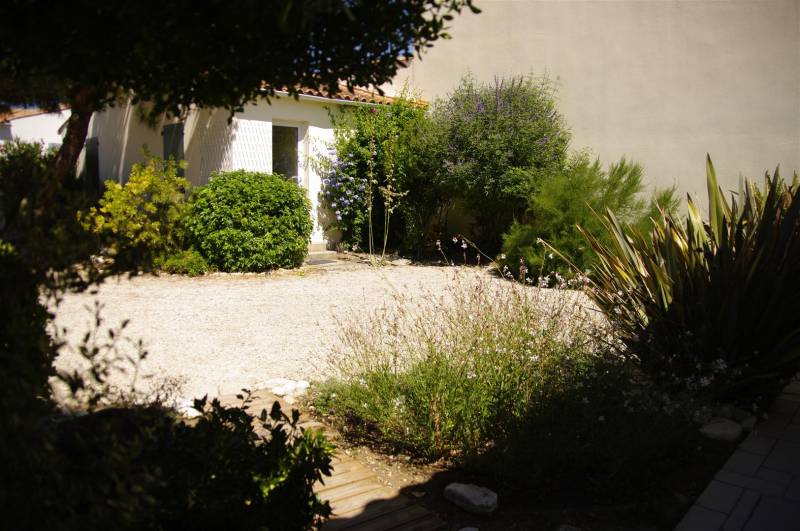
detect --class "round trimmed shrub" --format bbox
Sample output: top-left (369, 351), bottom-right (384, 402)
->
top-left (185, 171), bottom-right (312, 271)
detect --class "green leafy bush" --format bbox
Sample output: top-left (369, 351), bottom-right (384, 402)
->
top-left (155, 248), bottom-right (212, 276)
top-left (18, 397), bottom-right (332, 529)
top-left (82, 155), bottom-right (189, 265)
top-left (185, 170), bottom-right (312, 271)
top-left (0, 140), bottom-right (99, 419)
top-left (313, 273), bottom-right (694, 485)
top-left (498, 154), bottom-right (678, 278)
top-left (583, 157), bottom-right (800, 402)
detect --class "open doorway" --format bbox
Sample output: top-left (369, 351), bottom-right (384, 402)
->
top-left (272, 124), bottom-right (301, 185)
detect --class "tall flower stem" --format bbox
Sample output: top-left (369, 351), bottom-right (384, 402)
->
top-left (366, 135), bottom-right (376, 260)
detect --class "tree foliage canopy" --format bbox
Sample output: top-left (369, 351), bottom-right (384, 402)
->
top-left (0, 0), bottom-right (477, 117)
top-left (0, 0), bottom-right (477, 179)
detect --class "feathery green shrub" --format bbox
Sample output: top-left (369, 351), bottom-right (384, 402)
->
top-left (498, 154), bottom-right (677, 278)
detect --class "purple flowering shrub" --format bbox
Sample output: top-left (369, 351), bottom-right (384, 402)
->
top-left (430, 74), bottom-right (571, 251)
top-left (318, 148), bottom-right (369, 247)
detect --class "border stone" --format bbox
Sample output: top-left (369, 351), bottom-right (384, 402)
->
top-left (756, 467), bottom-right (792, 486)
top-left (722, 489), bottom-right (761, 531)
top-left (714, 470), bottom-right (785, 497)
top-left (742, 496), bottom-right (800, 531)
top-left (763, 440), bottom-right (800, 475)
top-left (739, 433), bottom-right (776, 456)
top-left (696, 481), bottom-right (743, 513)
top-left (782, 424), bottom-right (800, 443)
top-left (674, 505), bottom-right (726, 531)
top-left (723, 450), bottom-right (765, 476)
top-left (785, 477), bottom-right (800, 502)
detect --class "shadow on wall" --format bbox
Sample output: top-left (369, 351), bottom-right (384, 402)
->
top-left (184, 108), bottom-right (236, 187)
top-left (88, 102), bottom-right (160, 183)
top-left (87, 103), bottom-right (237, 186)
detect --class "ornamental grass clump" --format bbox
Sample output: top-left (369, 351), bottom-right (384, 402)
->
top-left (313, 271), bottom-right (695, 484)
top-left (583, 157), bottom-right (800, 403)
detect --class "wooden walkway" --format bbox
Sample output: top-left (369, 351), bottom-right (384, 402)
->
top-left (220, 389), bottom-right (445, 531)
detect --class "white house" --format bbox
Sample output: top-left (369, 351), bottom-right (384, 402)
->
top-left (87, 86), bottom-right (392, 249)
top-left (0, 105), bottom-right (71, 148)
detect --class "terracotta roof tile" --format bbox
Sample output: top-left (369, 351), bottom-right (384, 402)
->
top-left (0, 104), bottom-right (70, 122)
top-left (271, 83), bottom-right (399, 105)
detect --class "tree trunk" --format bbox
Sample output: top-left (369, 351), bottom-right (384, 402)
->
top-left (52, 88), bottom-right (94, 185)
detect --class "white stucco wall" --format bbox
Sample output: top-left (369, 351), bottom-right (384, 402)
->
top-left (89, 103), bottom-right (162, 182)
top-left (90, 96), bottom-right (341, 245)
top-left (388, 0), bottom-right (800, 202)
top-left (2, 109), bottom-right (71, 147)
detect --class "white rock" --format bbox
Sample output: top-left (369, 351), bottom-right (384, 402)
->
top-left (176, 399), bottom-right (203, 419)
top-left (699, 417), bottom-right (743, 441)
top-left (443, 483), bottom-right (498, 515)
top-left (740, 415), bottom-right (758, 431)
top-left (267, 378), bottom-right (310, 397)
top-left (713, 404), bottom-right (735, 419)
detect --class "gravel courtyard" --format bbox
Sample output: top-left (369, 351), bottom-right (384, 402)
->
top-left (53, 263), bottom-right (482, 401)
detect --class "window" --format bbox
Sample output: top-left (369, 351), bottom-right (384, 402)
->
top-left (272, 125), bottom-right (299, 183)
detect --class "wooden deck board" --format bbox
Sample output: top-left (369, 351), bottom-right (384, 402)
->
top-left (320, 479), bottom-right (385, 504)
top-left (317, 468), bottom-right (377, 492)
top-left (321, 496), bottom-right (418, 531)
top-left (328, 486), bottom-right (401, 514)
top-left (336, 504), bottom-right (433, 531)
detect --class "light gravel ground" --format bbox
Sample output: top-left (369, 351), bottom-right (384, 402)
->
top-left (53, 264), bottom-right (487, 401)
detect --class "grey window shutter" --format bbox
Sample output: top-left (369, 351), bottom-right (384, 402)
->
top-left (83, 136), bottom-right (100, 196)
top-left (162, 123), bottom-right (185, 174)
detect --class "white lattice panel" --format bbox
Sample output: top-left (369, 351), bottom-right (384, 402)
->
top-left (197, 111), bottom-right (236, 180)
top-left (229, 118), bottom-right (272, 173)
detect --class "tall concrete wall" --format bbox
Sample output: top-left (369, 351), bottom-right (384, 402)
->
top-left (389, 0), bottom-right (800, 202)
